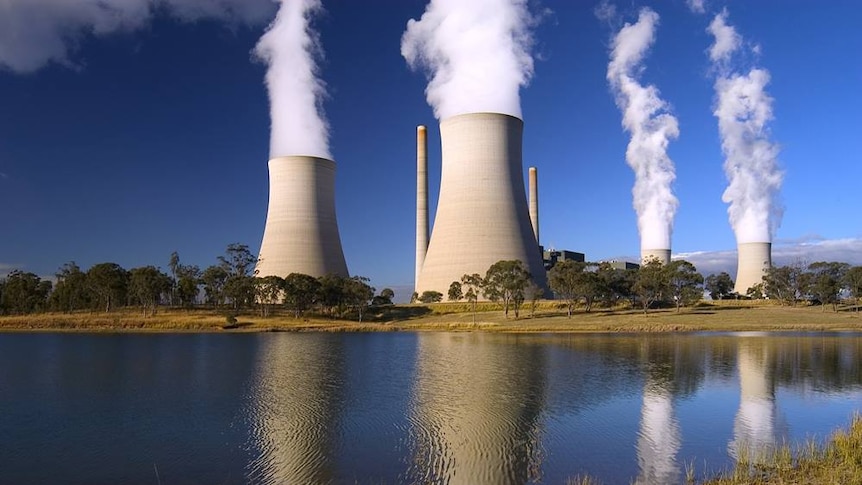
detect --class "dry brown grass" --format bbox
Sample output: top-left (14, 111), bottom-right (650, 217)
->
top-left (1, 300), bottom-right (860, 334)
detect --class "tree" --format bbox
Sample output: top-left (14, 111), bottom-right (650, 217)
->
top-left (665, 260), bottom-right (704, 312)
top-left (345, 276), bottom-right (375, 322)
top-left (175, 264), bottom-right (201, 308)
top-left (219, 244), bottom-right (258, 311)
top-left (525, 280), bottom-right (544, 318)
top-left (418, 290), bottom-right (443, 303)
top-left (87, 263), bottom-right (128, 312)
top-left (595, 263), bottom-right (636, 308)
top-left (448, 281), bottom-right (463, 301)
top-left (633, 258), bottom-right (667, 315)
top-left (461, 273), bottom-right (483, 324)
top-left (0, 270), bottom-right (52, 314)
top-left (50, 262), bottom-right (91, 312)
top-left (807, 262), bottom-right (850, 311)
top-left (372, 288), bottom-right (395, 306)
top-left (549, 260), bottom-right (584, 318)
top-left (763, 265), bottom-right (803, 306)
top-left (255, 275), bottom-right (284, 317)
top-left (844, 266), bottom-right (862, 313)
top-left (128, 266), bottom-right (172, 316)
top-left (283, 273), bottom-right (320, 318)
top-left (317, 274), bottom-right (347, 317)
top-left (483, 260), bottom-right (531, 318)
top-left (705, 272), bottom-right (735, 300)
top-left (201, 265), bottom-right (229, 307)
top-left (168, 251), bottom-right (181, 306)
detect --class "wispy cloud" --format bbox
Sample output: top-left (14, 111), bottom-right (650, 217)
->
top-left (686, 0), bottom-right (706, 15)
top-left (675, 238), bottom-right (862, 276)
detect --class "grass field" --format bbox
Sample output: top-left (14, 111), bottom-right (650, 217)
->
top-left (1, 299), bottom-right (861, 333)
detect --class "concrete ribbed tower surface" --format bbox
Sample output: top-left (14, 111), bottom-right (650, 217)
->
top-left (415, 112), bottom-right (546, 295)
top-left (641, 249), bottom-right (671, 266)
top-left (734, 242), bottom-right (771, 294)
top-left (257, 156), bottom-right (348, 278)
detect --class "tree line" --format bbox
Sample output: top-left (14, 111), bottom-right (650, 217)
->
top-left (0, 243), bottom-right (393, 321)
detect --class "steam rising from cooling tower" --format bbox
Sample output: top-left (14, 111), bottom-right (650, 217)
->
top-left (708, 9), bottom-right (782, 292)
top-left (255, 0), bottom-right (348, 278)
top-left (254, 0), bottom-right (330, 159)
top-left (403, 0), bottom-right (546, 295)
top-left (401, 0), bottom-right (536, 119)
top-left (606, 8), bottom-right (679, 264)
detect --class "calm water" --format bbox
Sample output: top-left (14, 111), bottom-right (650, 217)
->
top-left (1, 332), bottom-right (860, 484)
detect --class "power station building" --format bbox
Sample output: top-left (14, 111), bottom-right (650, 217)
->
top-left (414, 112), bottom-right (547, 296)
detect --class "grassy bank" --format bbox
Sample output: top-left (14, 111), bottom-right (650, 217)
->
top-left (703, 414), bottom-right (862, 484)
top-left (1, 300), bottom-right (861, 333)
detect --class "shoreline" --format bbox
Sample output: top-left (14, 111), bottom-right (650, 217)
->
top-left (2, 301), bottom-right (861, 334)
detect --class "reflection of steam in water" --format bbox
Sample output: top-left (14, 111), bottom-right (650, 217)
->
top-left (244, 334), bottom-right (344, 484)
top-left (635, 381), bottom-right (681, 485)
top-left (729, 339), bottom-right (783, 462)
top-left (406, 333), bottom-right (545, 484)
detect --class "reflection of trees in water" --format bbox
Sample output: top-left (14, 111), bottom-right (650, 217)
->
top-left (244, 334), bottom-right (345, 485)
top-left (406, 333), bottom-right (546, 484)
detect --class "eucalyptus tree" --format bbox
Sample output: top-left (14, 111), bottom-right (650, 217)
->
top-left (283, 273), bottom-right (320, 318)
top-left (633, 258), bottom-right (667, 315)
top-left (0, 270), bottom-right (52, 314)
top-left (807, 261), bottom-right (850, 311)
top-left (418, 290), bottom-right (443, 303)
top-left (447, 281), bottom-right (463, 301)
top-left (844, 266), bottom-right (862, 313)
top-left (219, 244), bottom-right (258, 310)
top-left (175, 264), bottom-right (201, 308)
top-left (201, 265), bottom-right (229, 307)
top-left (345, 276), bottom-right (375, 322)
top-left (483, 260), bottom-right (531, 318)
top-left (549, 260), bottom-right (584, 318)
top-left (665, 260), bottom-right (704, 312)
top-left (87, 262), bottom-right (128, 312)
top-left (50, 261), bottom-right (90, 312)
top-left (255, 275), bottom-right (284, 317)
top-left (705, 272), bottom-right (735, 300)
top-left (128, 266), bottom-right (172, 316)
top-left (460, 273), bottom-right (483, 323)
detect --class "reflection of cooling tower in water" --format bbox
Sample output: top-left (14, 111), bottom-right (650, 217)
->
top-left (415, 113), bottom-right (546, 295)
top-left (257, 156), bottom-right (349, 278)
top-left (734, 242), bottom-right (772, 295)
top-left (245, 335), bottom-right (343, 484)
top-left (729, 339), bottom-right (778, 461)
top-left (407, 333), bottom-right (545, 484)
top-left (635, 380), bottom-right (681, 485)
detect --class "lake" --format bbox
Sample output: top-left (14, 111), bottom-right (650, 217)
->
top-left (1, 331), bottom-right (860, 484)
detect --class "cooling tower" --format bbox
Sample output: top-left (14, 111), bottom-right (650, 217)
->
top-left (415, 113), bottom-right (546, 295)
top-left (734, 242), bottom-right (771, 294)
top-left (416, 126), bottom-right (429, 290)
top-left (257, 156), bottom-right (349, 278)
top-left (641, 249), bottom-right (671, 266)
top-left (529, 166), bottom-right (539, 244)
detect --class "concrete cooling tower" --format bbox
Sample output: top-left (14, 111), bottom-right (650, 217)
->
top-left (641, 249), bottom-right (671, 266)
top-left (257, 156), bottom-right (349, 278)
top-left (734, 242), bottom-right (771, 294)
top-left (415, 112), bottom-right (546, 295)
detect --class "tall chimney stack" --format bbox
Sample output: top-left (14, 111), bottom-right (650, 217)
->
top-left (416, 125), bottom-right (429, 291)
top-left (528, 166), bottom-right (539, 245)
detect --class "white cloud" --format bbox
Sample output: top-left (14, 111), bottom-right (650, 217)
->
top-left (594, 0), bottom-right (617, 23)
top-left (686, 0), bottom-right (706, 15)
top-left (0, 0), bottom-right (275, 73)
top-left (707, 9), bottom-right (741, 64)
top-left (675, 238), bottom-right (862, 276)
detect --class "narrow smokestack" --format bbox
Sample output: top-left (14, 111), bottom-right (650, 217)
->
top-left (641, 249), bottom-right (671, 266)
top-left (257, 156), bottom-right (349, 278)
top-left (528, 166), bottom-right (539, 245)
top-left (416, 125), bottom-right (429, 291)
top-left (735, 242), bottom-right (771, 294)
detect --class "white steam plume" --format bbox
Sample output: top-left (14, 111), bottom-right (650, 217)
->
top-left (606, 8), bottom-right (679, 251)
top-left (254, 0), bottom-right (330, 159)
top-left (708, 9), bottom-right (783, 243)
top-left (0, 0), bottom-right (274, 74)
top-left (401, 0), bottom-right (536, 120)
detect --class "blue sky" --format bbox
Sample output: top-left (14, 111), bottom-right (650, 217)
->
top-left (1, 0), bottom-right (861, 299)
